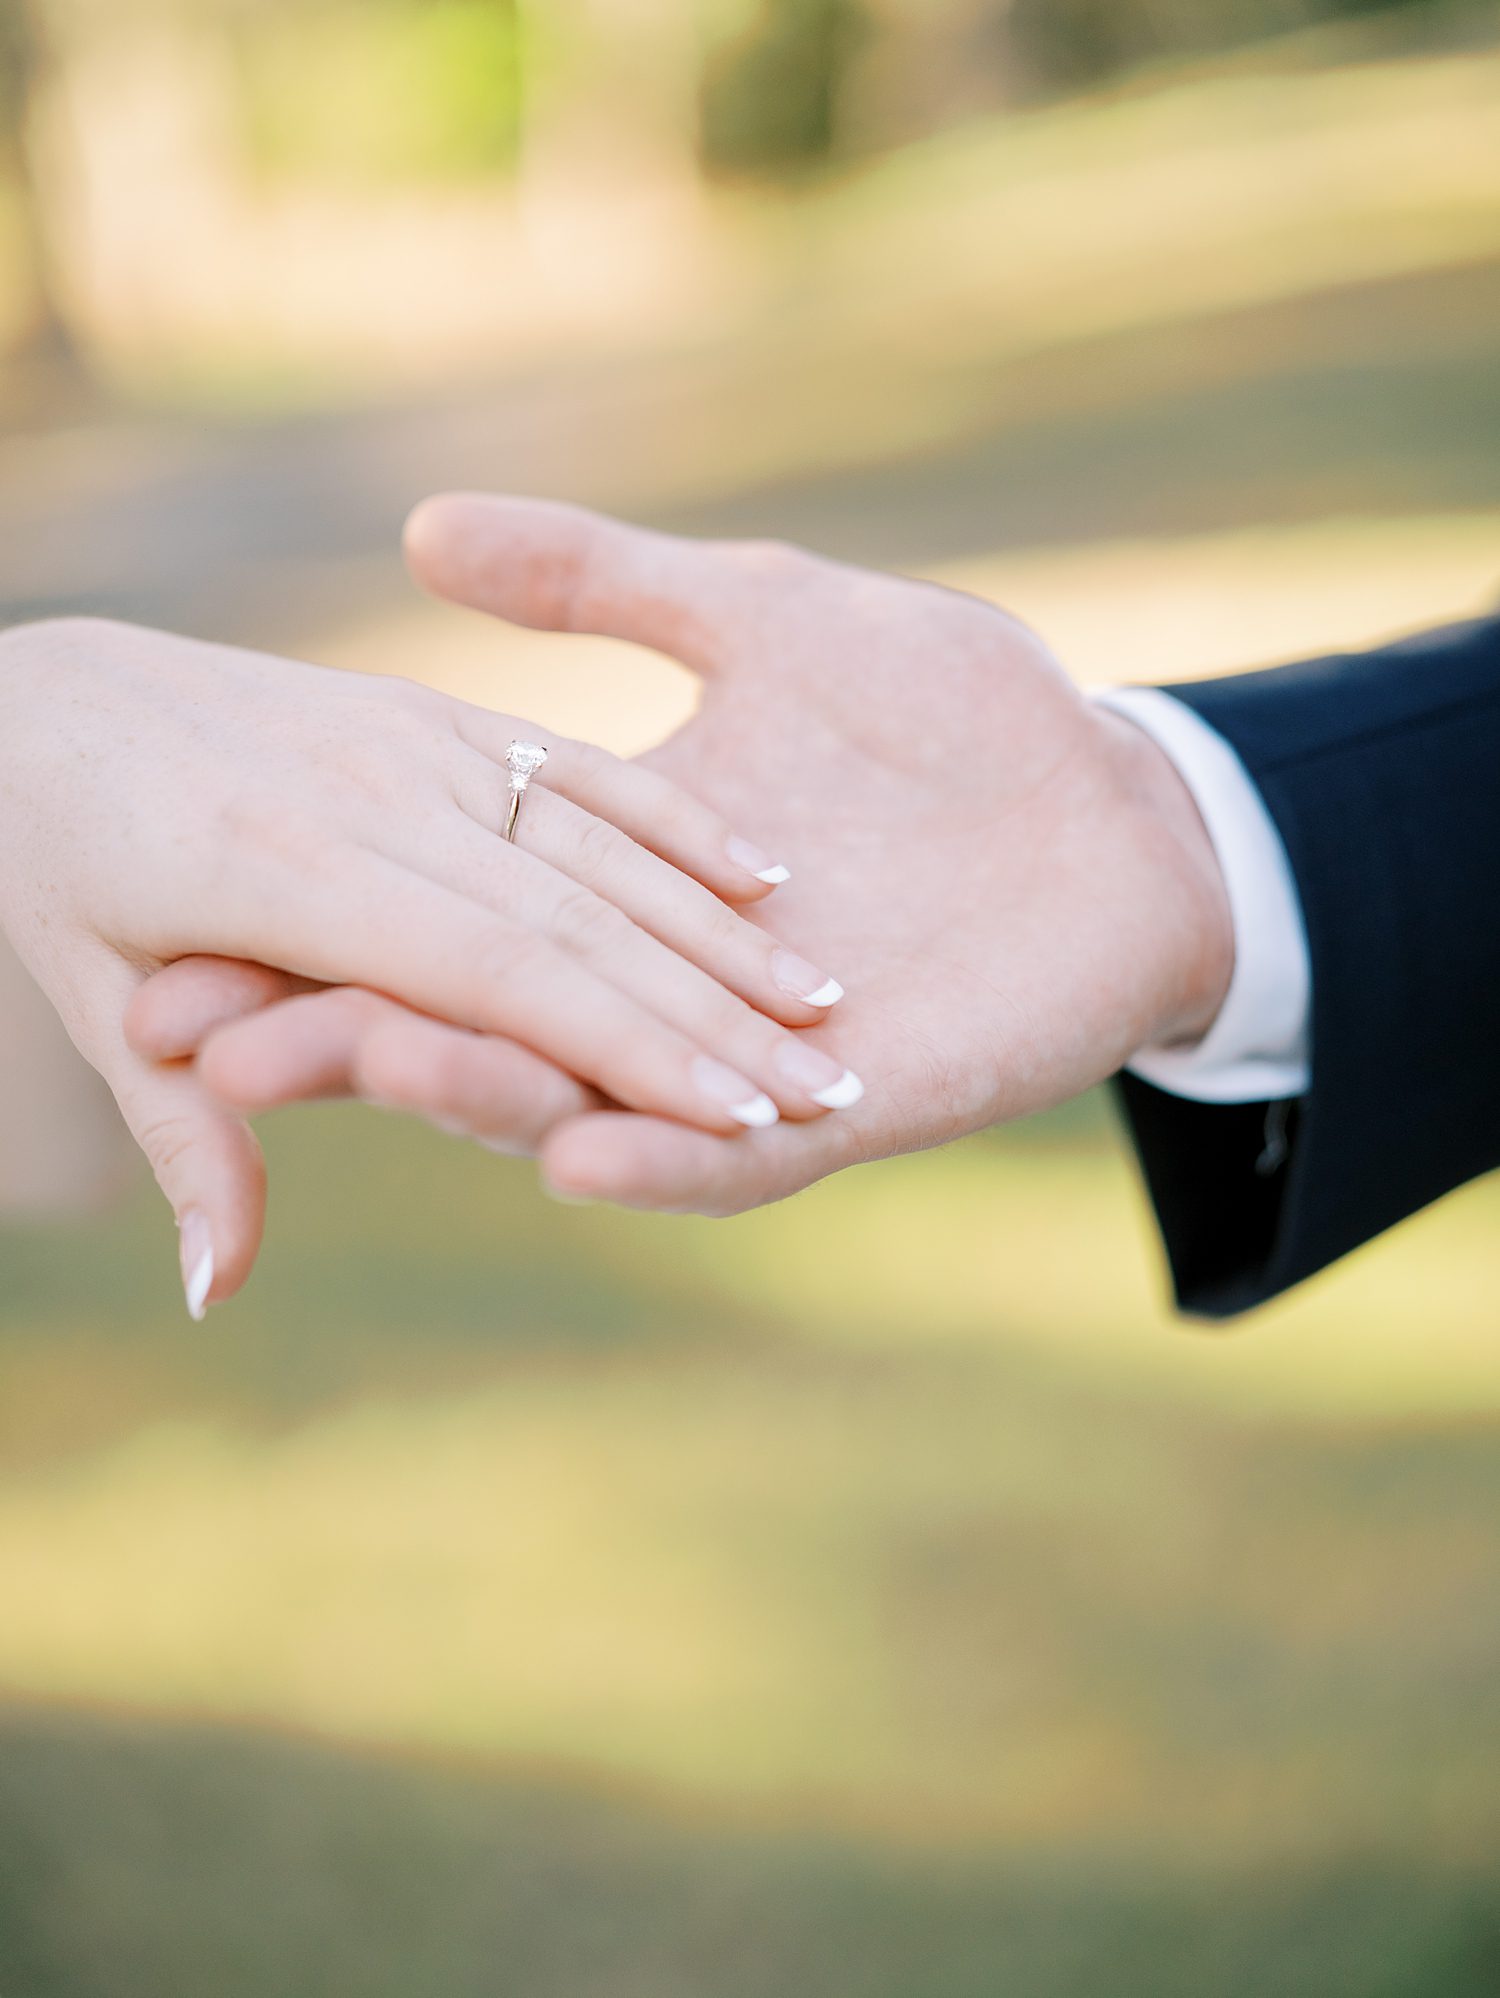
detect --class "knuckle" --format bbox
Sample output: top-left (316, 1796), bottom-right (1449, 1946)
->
top-left (3, 616), bottom-right (129, 681)
top-left (134, 1111), bottom-right (198, 1179)
top-left (424, 1031), bottom-right (484, 1109)
top-left (532, 533), bottom-right (600, 633)
top-left (384, 674), bottom-right (442, 716)
top-left (563, 812), bottom-right (625, 889)
top-left (553, 734), bottom-right (604, 781)
top-left (38, 614), bottom-right (124, 647)
top-left (547, 883), bottom-right (624, 957)
top-left (362, 1020), bottom-right (463, 1109)
top-left (689, 892), bottom-right (741, 954)
top-left (320, 987), bottom-right (389, 1035)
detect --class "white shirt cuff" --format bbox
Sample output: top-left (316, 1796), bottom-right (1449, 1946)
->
top-left (1094, 686), bottom-right (1312, 1105)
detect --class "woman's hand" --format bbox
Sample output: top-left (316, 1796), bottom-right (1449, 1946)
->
top-left (0, 616), bottom-right (861, 1309)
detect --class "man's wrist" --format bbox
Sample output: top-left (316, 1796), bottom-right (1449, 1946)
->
top-left (1095, 686), bottom-right (1313, 1104)
top-left (1095, 706), bottom-right (1236, 1048)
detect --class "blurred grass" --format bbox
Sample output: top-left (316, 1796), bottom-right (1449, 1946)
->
top-left (3, 21), bottom-right (1500, 1997)
top-left (3, 1107), bottom-right (1500, 1993)
top-left (6, 1709), bottom-right (1499, 1998)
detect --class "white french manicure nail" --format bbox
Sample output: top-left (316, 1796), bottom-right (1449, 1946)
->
top-left (811, 1069), bottom-right (864, 1109)
top-left (179, 1209), bottom-right (214, 1323)
top-left (727, 836), bottom-right (791, 886)
top-left (692, 1056), bottom-right (781, 1127)
top-left (771, 950), bottom-right (844, 1008)
top-left (774, 1039), bottom-right (865, 1110)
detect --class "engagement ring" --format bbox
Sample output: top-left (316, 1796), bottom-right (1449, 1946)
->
top-left (504, 740), bottom-right (549, 842)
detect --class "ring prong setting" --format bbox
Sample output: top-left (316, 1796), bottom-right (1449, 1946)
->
top-left (506, 740), bottom-right (549, 788)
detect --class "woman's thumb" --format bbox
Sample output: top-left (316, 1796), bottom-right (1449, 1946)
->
top-left (105, 1048), bottom-right (267, 1320)
top-left (115, 1056), bottom-right (266, 1318)
top-left (39, 944), bottom-right (268, 1319)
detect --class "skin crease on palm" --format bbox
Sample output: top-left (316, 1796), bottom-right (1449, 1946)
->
top-left (132, 493), bottom-right (1234, 1262)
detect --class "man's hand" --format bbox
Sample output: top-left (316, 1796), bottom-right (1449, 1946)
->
top-left (134, 495), bottom-right (1233, 1217)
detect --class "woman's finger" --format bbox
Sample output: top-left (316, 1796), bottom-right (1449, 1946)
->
top-left (126, 957), bottom-right (315, 1061)
top-left (448, 757), bottom-right (845, 1024)
top-left (453, 714), bottom-right (792, 904)
top-left (230, 847), bottom-right (792, 1136)
top-left (365, 809), bottom-right (863, 1123)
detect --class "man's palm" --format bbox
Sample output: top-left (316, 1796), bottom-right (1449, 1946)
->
top-left (404, 498), bottom-right (1223, 1212)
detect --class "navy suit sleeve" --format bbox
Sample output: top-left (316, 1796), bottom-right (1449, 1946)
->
top-left (1115, 611), bottom-right (1500, 1319)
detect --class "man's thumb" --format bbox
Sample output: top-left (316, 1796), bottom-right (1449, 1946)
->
top-left (403, 492), bottom-right (726, 677)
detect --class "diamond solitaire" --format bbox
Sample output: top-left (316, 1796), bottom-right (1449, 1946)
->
top-left (503, 740), bottom-right (549, 841)
top-left (506, 740), bottom-right (549, 786)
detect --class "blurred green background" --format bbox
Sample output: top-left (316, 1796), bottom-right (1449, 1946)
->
top-left (2, 1), bottom-right (1500, 1993)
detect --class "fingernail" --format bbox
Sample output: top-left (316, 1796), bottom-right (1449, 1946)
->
top-left (727, 836), bottom-right (791, 886)
top-left (774, 1040), bottom-right (865, 1110)
top-left (772, 950), bottom-right (844, 1008)
top-left (178, 1208), bottom-right (214, 1322)
top-left (692, 1056), bottom-right (780, 1128)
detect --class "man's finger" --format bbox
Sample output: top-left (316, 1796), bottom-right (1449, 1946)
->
top-left (198, 987), bottom-right (393, 1107)
top-left (538, 1110), bottom-right (838, 1218)
top-left (126, 957), bottom-right (315, 1061)
top-left (353, 1013), bottom-right (602, 1154)
top-left (200, 987), bottom-right (601, 1154)
top-left (404, 493), bottom-right (737, 677)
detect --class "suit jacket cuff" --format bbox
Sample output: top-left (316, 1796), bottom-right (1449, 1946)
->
top-left (1113, 613), bottom-right (1500, 1318)
top-left (1095, 687), bottom-right (1311, 1104)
